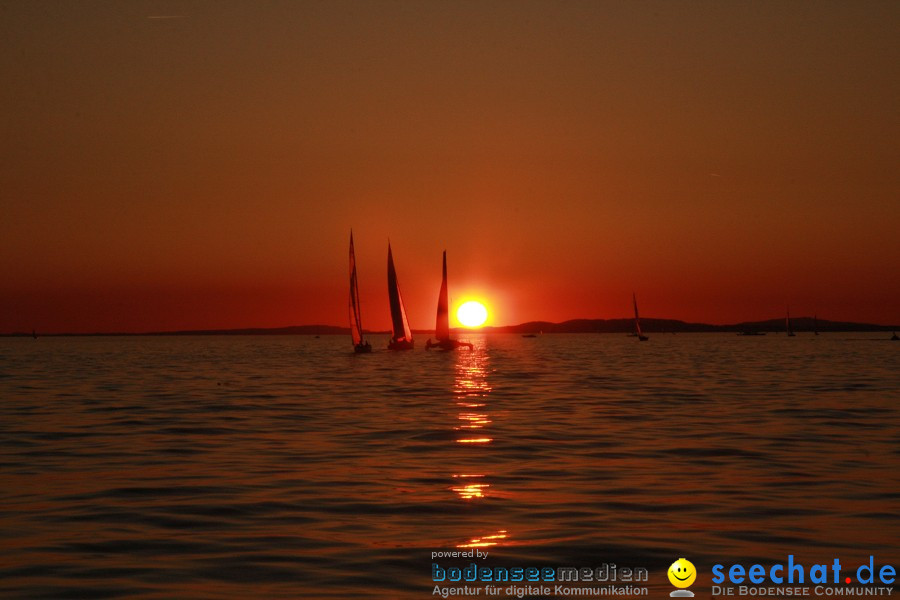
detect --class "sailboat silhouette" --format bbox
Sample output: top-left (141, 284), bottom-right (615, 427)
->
top-left (426, 251), bottom-right (473, 350)
top-left (387, 243), bottom-right (414, 350)
top-left (348, 231), bottom-right (371, 353)
top-left (633, 293), bottom-right (649, 341)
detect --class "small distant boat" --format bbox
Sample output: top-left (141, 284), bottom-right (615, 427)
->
top-left (633, 293), bottom-right (649, 341)
top-left (522, 333), bottom-right (538, 338)
top-left (32, 329), bottom-right (37, 340)
top-left (814, 313), bottom-right (820, 336)
top-left (786, 306), bottom-right (796, 337)
top-left (348, 232), bottom-right (371, 353)
top-left (738, 331), bottom-right (766, 336)
top-left (387, 243), bottom-right (414, 350)
top-left (892, 331), bottom-right (899, 341)
top-left (426, 251), bottom-right (473, 350)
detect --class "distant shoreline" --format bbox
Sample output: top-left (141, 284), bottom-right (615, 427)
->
top-left (5, 317), bottom-right (896, 337)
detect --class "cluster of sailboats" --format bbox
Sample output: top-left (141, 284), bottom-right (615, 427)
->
top-left (350, 232), bottom-right (898, 348)
top-left (349, 232), bottom-right (473, 353)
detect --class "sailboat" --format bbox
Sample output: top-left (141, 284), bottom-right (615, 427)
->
top-left (426, 251), bottom-right (473, 350)
top-left (786, 306), bottom-right (796, 337)
top-left (348, 232), bottom-right (371, 353)
top-left (387, 243), bottom-right (414, 350)
top-left (633, 293), bottom-right (649, 341)
top-left (814, 314), bottom-right (819, 336)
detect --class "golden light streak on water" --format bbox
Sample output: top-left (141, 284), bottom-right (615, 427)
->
top-left (458, 530), bottom-right (510, 549)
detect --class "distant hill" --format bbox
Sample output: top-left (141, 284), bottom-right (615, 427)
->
top-left (5, 317), bottom-right (894, 336)
top-left (481, 317), bottom-right (896, 334)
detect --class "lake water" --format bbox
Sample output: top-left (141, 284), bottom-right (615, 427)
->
top-left (1, 333), bottom-right (898, 598)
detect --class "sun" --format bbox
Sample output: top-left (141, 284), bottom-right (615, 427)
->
top-left (457, 301), bottom-right (488, 328)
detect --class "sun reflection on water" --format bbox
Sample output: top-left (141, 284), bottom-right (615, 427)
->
top-left (446, 341), bottom-right (509, 548)
top-left (453, 344), bottom-right (494, 445)
top-left (451, 474), bottom-right (489, 499)
top-left (457, 529), bottom-right (509, 549)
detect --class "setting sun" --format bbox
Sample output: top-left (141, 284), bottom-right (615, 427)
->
top-left (457, 301), bottom-right (488, 328)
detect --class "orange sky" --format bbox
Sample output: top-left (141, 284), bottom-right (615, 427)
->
top-left (2, 1), bottom-right (898, 333)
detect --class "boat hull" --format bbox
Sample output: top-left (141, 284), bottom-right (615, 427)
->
top-left (426, 338), bottom-right (473, 350)
top-left (388, 339), bottom-right (414, 351)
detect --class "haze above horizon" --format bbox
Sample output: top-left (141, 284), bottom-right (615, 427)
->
top-left (2, 1), bottom-right (898, 333)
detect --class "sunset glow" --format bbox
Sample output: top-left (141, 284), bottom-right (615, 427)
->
top-left (2, 6), bottom-right (898, 600)
top-left (0, 3), bottom-right (897, 333)
top-left (456, 301), bottom-right (488, 328)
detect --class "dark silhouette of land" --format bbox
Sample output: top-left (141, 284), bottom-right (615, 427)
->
top-left (3, 317), bottom-right (896, 337)
top-left (480, 317), bottom-right (896, 334)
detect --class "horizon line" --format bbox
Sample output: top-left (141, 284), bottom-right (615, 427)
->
top-left (4, 315), bottom-right (897, 337)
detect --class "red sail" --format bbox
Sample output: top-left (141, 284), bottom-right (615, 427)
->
top-left (387, 244), bottom-right (413, 344)
top-left (436, 251), bottom-right (450, 341)
top-left (349, 231), bottom-right (363, 347)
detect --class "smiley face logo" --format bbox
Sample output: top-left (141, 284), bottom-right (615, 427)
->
top-left (668, 558), bottom-right (696, 589)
